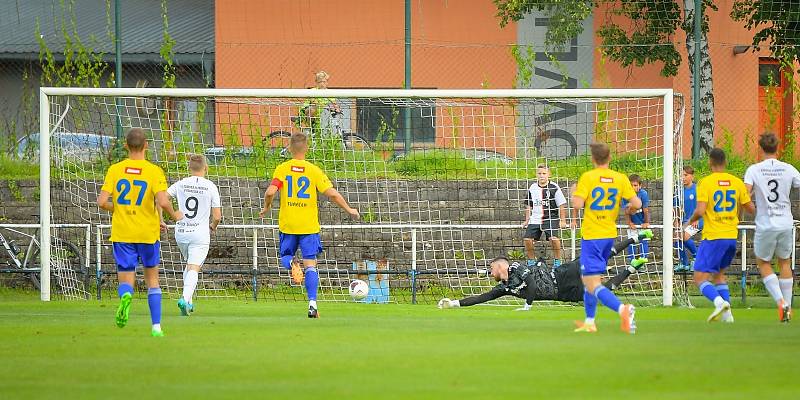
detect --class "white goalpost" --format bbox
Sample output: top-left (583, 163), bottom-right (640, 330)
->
top-left (39, 87), bottom-right (682, 306)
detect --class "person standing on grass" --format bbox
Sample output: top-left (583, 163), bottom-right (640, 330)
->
top-left (96, 128), bottom-right (183, 337)
top-left (167, 154), bottom-right (222, 316)
top-left (571, 143), bottom-right (641, 334)
top-left (744, 133), bottom-right (800, 322)
top-left (522, 164), bottom-right (568, 267)
top-left (674, 165), bottom-right (702, 272)
top-left (260, 133), bottom-right (359, 318)
top-left (685, 148), bottom-right (754, 323)
top-left (623, 174), bottom-right (650, 261)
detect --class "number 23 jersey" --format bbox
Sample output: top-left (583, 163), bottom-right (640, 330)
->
top-left (574, 168), bottom-right (636, 240)
top-left (101, 159), bottom-right (168, 243)
top-left (697, 172), bottom-right (751, 240)
top-left (271, 159), bottom-right (333, 234)
top-left (167, 176), bottom-right (221, 244)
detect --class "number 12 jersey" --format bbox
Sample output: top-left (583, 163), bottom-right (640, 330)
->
top-left (271, 159), bottom-right (333, 234)
top-left (168, 176), bottom-right (221, 244)
top-left (744, 159), bottom-right (800, 232)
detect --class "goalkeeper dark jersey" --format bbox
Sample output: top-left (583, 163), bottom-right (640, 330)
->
top-left (458, 260), bottom-right (589, 306)
top-left (460, 262), bottom-right (558, 306)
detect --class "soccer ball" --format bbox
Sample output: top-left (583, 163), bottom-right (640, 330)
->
top-left (349, 279), bottom-right (369, 300)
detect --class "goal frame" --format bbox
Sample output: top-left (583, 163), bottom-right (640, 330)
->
top-left (38, 87), bottom-right (675, 304)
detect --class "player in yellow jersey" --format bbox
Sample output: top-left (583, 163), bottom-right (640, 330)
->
top-left (259, 133), bottom-right (359, 318)
top-left (685, 148), bottom-right (754, 323)
top-left (96, 128), bottom-right (183, 337)
top-left (571, 143), bottom-right (641, 334)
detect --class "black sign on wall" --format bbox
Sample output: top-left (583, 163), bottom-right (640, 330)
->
top-left (355, 98), bottom-right (436, 143)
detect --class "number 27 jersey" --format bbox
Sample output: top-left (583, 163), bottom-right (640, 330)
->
top-left (574, 168), bottom-right (636, 240)
top-left (101, 159), bottom-right (168, 244)
top-left (696, 172), bottom-right (751, 240)
top-left (167, 176), bottom-right (222, 244)
top-left (271, 159), bottom-right (333, 234)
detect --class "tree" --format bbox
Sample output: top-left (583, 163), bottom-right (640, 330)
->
top-left (494, 0), bottom-right (717, 151)
top-left (731, 0), bottom-right (800, 68)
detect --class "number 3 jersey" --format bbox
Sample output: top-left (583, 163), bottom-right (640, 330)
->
top-left (574, 168), bottom-right (636, 240)
top-left (696, 172), bottom-right (751, 240)
top-left (167, 176), bottom-right (221, 244)
top-left (744, 159), bottom-right (800, 232)
top-left (271, 159), bottom-right (333, 234)
top-left (101, 159), bottom-right (168, 244)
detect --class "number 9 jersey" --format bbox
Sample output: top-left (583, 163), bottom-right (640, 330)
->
top-left (271, 159), bottom-right (333, 234)
top-left (696, 172), bottom-right (751, 240)
top-left (574, 168), bottom-right (636, 240)
top-left (101, 159), bottom-right (168, 243)
top-left (167, 176), bottom-right (222, 244)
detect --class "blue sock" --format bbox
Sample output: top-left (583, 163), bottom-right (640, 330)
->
top-left (641, 240), bottom-right (649, 256)
top-left (147, 287), bottom-right (162, 325)
top-left (304, 267), bottom-right (319, 301)
top-left (627, 244), bottom-right (636, 261)
top-left (583, 289), bottom-right (597, 319)
top-left (118, 282), bottom-right (133, 298)
top-left (675, 241), bottom-right (688, 265)
top-left (684, 239), bottom-right (697, 256)
top-left (594, 286), bottom-right (623, 313)
top-left (715, 284), bottom-right (730, 303)
top-left (699, 281), bottom-right (720, 303)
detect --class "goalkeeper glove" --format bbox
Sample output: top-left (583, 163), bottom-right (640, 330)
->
top-left (515, 303), bottom-right (532, 311)
top-left (437, 298), bottom-right (459, 309)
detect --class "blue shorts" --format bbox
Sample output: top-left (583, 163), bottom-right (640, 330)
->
top-left (113, 242), bottom-right (161, 272)
top-left (693, 239), bottom-right (737, 273)
top-left (279, 233), bottom-right (323, 268)
top-left (580, 238), bottom-right (614, 276)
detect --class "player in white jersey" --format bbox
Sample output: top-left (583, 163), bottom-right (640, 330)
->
top-left (743, 133), bottom-right (800, 322)
top-left (522, 164), bottom-right (568, 267)
top-left (166, 154), bottom-right (222, 316)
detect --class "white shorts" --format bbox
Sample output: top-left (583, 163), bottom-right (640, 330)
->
top-left (177, 242), bottom-right (210, 266)
top-left (753, 229), bottom-right (794, 262)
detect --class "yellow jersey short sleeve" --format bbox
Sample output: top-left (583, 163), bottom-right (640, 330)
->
top-left (103, 159), bottom-right (166, 244)
top-left (273, 159), bottom-right (330, 234)
top-left (697, 172), bottom-right (748, 240)
top-left (576, 168), bottom-right (634, 240)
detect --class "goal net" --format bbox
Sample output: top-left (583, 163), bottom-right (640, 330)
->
top-left (39, 88), bottom-right (687, 306)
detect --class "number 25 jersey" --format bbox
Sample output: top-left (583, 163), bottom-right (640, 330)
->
top-left (574, 168), bottom-right (636, 240)
top-left (271, 159), bottom-right (333, 234)
top-left (696, 172), bottom-right (751, 240)
top-left (101, 159), bottom-right (168, 243)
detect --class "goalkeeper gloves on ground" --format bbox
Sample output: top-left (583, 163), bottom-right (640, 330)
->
top-left (437, 298), bottom-right (460, 309)
top-left (514, 303), bottom-right (532, 311)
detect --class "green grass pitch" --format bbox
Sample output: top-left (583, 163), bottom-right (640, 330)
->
top-left (1, 294), bottom-right (798, 399)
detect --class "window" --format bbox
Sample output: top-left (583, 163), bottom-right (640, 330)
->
top-left (759, 62), bottom-right (781, 87)
top-left (355, 99), bottom-right (436, 143)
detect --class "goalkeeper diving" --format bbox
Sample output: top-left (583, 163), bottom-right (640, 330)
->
top-left (438, 230), bottom-right (653, 310)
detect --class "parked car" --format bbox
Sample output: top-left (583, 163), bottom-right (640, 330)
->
top-left (16, 132), bottom-right (114, 163)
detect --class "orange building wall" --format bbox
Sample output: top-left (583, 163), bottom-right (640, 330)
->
top-left (216, 0), bottom-right (516, 89)
top-left (214, 1), bottom-right (792, 159)
top-left (594, 0), bottom-right (787, 159)
top-left (215, 0), bottom-right (518, 148)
